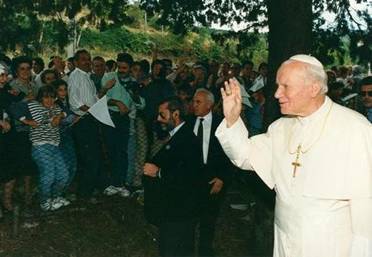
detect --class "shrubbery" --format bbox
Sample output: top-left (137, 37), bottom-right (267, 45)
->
top-left (78, 25), bottom-right (267, 64)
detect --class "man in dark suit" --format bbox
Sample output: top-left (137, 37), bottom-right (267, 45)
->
top-left (192, 88), bottom-right (232, 257)
top-left (143, 97), bottom-right (202, 257)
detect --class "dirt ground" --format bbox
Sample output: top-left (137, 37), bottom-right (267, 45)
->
top-left (0, 173), bottom-right (274, 257)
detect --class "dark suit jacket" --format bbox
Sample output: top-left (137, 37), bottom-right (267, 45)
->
top-left (144, 122), bottom-right (203, 225)
top-left (191, 113), bottom-right (232, 185)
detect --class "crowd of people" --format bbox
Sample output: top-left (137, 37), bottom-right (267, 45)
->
top-left (0, 49), bottom-right (371, 256)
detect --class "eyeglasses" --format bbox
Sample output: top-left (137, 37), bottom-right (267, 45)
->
top-left (360, 91), bottom-right (372, 97)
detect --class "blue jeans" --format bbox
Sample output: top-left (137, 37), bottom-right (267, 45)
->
top-left (32, 144), bottom-right (69, 203)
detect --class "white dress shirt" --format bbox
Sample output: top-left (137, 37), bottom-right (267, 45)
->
top-left (169, 121), bottom-right (185, 138)
top-left (68, 68), bottom-right (98, 116)
top-left (193, 111), bottom-right (212, 164)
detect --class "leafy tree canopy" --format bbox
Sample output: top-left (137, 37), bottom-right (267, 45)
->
top-left (0, 0), bottom-right (133, 53)
top-left (139, 0), bottom-right (371, 65)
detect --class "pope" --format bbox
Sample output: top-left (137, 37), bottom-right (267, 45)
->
top-left (216, 54), bottom-right (372, 257)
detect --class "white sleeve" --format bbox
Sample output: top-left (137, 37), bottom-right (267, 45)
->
top-left (215, 117), bottom-right (274, 188)
top-left (68, 76), bottom-right (84, 112)
top-left (350, 198), bottom-right (372, 257)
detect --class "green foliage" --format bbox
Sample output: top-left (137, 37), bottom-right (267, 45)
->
top-left (41, 20), bottom-right (70, 53)
top-left (0, 1), bottom-right (41, 53)
top-left (1, 0), bottom-right (367, 68)
top-left (124, 4), bottom-right (147, 28)
top-left (140, 0), bottom-right (370, 65)
top-left (80, 28), bottom-right (152, 54)
top-left (0, 0), bottom-right (135, 53)
top-left (76, 23), bottom-right (269, 64)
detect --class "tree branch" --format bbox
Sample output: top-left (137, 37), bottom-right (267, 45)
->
top-left (341, 0), bottom-right (364, 31)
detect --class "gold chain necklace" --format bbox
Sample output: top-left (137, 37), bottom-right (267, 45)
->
top-left (288, 101), bottom-right (333, 177)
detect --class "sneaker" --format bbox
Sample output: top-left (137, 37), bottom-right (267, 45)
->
top-left (40, 199), bottom-right (63, 211)
top-left (116, 186), bottom-right (130, 197)
top-left (40, 199), bottom-right (52, 211)
top-left (51, 198), bottom-right (64, 210)
top-left (103, 185), bottom-right (119, 196)
top-left (54, 197), bottom-right (71, 207)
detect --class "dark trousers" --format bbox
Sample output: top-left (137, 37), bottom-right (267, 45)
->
top-left (103, 112), bottom-right (130, 187)
top-left (159, 220), bottom-right (196, 257)
top-left (73, 115), bottom-right (102, 198)
top-left (198, 186), bottom-right (224, 257)
top-left (0, 132), bottom-right (14, 182)
top-left (6, 130), bottom-right (37, 178)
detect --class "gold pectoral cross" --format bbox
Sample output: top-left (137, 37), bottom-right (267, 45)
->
top-left (291, 145), bottom-right (302, 178)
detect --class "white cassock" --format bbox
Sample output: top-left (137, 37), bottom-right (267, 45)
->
top-left (215, 96), bottom-right (372, 257)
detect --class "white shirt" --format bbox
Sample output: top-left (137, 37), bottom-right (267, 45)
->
top-left (68, 68), bottom-right (98, 116)
top-left (33, 73), bottom-right (43, 90)
top-left (193, 111), bottom-right (212, 164)
top-left (169, 121), bottom-right (185, 138)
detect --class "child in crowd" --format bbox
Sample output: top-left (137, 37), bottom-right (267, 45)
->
top-left (52, 80), bottom-right (77, 192)
top-left (22, 85), bottom-right (70, 211)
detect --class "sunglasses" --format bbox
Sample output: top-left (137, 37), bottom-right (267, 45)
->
top-left (360, 91), bottom-right (372, 97)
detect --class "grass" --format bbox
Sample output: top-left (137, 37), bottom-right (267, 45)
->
top-left (0, 171), bottom-right (274, 257)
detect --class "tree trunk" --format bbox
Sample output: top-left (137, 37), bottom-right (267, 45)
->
top-left (264, 0), bottom-right (313, 129)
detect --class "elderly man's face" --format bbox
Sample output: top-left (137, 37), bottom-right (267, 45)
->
top-left (275, 62), bottom-right (316, 116)
top-left (361, 84), bottom-right (372, 108)
top-left (193, 92), bottom-right (212, 117)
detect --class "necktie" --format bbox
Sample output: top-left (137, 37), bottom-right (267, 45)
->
top-left (197, 118), bottom-right (204, 140)
top-left (197, 118), bottom-right (204, 159)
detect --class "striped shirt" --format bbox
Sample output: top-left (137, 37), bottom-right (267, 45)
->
top-left (27, 101), bottom-right (63, 146)
top-left (68, 68), bottom-right (98, 116)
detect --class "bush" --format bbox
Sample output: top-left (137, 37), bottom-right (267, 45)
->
top-left (80, 28), bottom-right (152, 54)
top-left (78, 25), bottom-right (268, 65)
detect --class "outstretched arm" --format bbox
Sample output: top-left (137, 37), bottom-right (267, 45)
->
top-left (220, 78), bottom-right (242, 127)
top-left (216, 78), bottom-right (275, 189)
